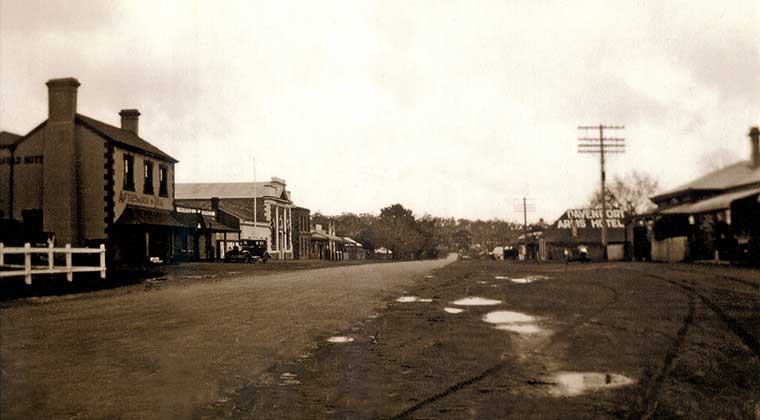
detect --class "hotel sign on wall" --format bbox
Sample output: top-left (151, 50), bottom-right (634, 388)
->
top-left (0, 155), bottom-right (43, 165)
top-left (555, 208), bottom-right (625, 229)
top-left (118, 191), bottom-right (166, 207)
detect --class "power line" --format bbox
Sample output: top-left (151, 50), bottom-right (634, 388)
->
top-left (577, 124), bottom-right (625, 261)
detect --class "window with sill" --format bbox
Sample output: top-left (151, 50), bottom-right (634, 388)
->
top-left (143, 160), bottom-right (154, 194)
top-left (159, 165), bottom-right (168, 197)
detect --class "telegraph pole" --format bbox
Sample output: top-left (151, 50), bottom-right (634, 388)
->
top-left (513, 198), bottom-right (535, 259)
top-left (578, 124), bottom-right (625, 261)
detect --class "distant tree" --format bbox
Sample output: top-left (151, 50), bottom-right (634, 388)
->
top-left (587, 170), bottom-right (660, 216)
top-left (377, 204), bottom-right (418, 259)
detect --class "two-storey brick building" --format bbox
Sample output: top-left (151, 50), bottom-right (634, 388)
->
top-left (0, 78), bottom-right (182, 264)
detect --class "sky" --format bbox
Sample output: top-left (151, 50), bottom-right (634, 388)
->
top-left (1, 0), bottom-right (758, 223)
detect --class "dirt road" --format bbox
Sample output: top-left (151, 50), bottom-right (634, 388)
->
top-left (0, 258), bottom-right (453, 420)
top-left (196, 261), bottom-right (760, 420)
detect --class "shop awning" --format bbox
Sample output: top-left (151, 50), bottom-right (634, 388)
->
top-left (115, 206), bottom-right (185, 227)
top-left (200, 215), bottom-right (238, 232)
top-left (660, 187), bottom-right (760, 215)
top-left (173, 212), bottom-right (239, 232)
top-left (310, 231), bottom-right (330, 241)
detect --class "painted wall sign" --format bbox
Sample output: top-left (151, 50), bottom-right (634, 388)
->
top-left (555, 208), bottom-right (625, 229)
top-left (118, 191), bottom-right (164, 207)
top-left (176, 206), bottom-right (215, 217)
top-left (0, 155), bottom-right (44, 165)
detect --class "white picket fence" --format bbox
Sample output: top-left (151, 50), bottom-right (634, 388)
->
top-left (0, 243), bottom-right (106, 285)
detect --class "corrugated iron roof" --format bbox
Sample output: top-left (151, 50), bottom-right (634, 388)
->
top-left (661, 186), bottom-right (760, 215)
top-left (0, 131), bottom-right (22, 148)
top-left (76, 114), bottom-right (178, 163)
top-left (652, 161), bottom-right (760, 201)
top-left (175, 182), bottom-right (290, 200)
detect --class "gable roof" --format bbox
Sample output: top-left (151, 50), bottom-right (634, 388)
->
top-left (175, 182), bottom-right (289, 201)
top-left (76, 114), bottom-right (178, 163)
top-left (0, 131), bottom-right (23, 148)
top-left (652, 160), bottom-right (760, 202)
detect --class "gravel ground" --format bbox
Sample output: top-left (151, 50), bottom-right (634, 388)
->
top-left (193, 261), bottom-right (760, 420)
top-left (0, 258), bottom-right (453, 420)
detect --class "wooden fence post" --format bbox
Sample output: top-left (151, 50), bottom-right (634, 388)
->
top-left (65, 244), bottom-right (73, 282)
top-left (48, 242), bottom-right (54, 270)
top-left (0, 243), bottom-right (4, 266)
top-left (100, 244), bottom-right (106, 279)
top-left (24, 243), bottom-right (32, 285)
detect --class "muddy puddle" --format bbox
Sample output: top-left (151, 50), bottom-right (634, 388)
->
top-left (444, 307), bottom-right (464, 314)
top-left (279, 372), bottom-right (301, 385)
top-left (452, 297), bottom-right (502, 306)
top-left (482, 310), bottom-right (547, 335)
top-left (547, 372), bottom-right (635, 396)
top-left (396, 296), bottom-right (433, 303)
top-left (327, 336), bottom-right (354, 343)
top-left (510, 275), bottom-right (551, 284)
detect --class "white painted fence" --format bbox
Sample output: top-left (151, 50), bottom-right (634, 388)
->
top-left (0, 243), bottom-right (106, 285)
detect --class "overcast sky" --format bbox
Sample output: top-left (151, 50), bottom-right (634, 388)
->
top-left (1, 0), bottom-right (758, 222)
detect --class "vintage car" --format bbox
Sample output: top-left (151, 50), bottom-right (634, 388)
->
top-left (224, 240), bottom-right (271, 263)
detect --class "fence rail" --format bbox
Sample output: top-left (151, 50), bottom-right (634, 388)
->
top-left (0, 243), bottom-right (106, 285)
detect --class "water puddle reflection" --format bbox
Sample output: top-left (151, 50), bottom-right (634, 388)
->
top-left (396, 296), bottom-right (418, 303)
top-left (444, 307), bottom-right (464, 314)
top-left (482, 310), bottom-right (546, 335)
top-left (327, 336), bottom-right (354, 343)
top-left (279, 372), bottom-right (301, 385)
top-left (548, 372), bottom-right (635, 396)
top-left (452, 297), bottom-right (502, 306)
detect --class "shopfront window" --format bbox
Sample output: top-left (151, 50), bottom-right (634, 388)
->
top-left (143, 160), bottom-right (154, 194)
top-left (123, 155), bottom-right (135, 191)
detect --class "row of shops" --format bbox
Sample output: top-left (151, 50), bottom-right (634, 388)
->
top-left (0, 77), bottom-right (366, 266)
top-left (512, 127), bottom-right (760, 264)
top-left (629, 128), bottom-right (760, 263)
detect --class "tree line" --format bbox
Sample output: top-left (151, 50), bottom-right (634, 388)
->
top-left (313, 204), bottom-right (532, 260)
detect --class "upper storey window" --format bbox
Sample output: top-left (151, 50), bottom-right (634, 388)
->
top-left (123, 155), bottom-right (135, 191)
top-left (143, 160), bottom-right (154, 195)
top-left (159, 165), bottom-right (168, 197)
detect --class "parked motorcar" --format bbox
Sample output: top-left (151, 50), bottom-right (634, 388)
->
top-left (225, 240), bottom-right (271, 263)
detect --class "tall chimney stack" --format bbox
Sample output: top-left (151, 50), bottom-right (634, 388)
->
top-left (750, 126), bottom-right (759, 169)
top-left (46, 78), bottom-right (80, 121)
top-left (119, 109), bottom-right (140, 135)
top-left (43, 78), bottom-right (80, 245)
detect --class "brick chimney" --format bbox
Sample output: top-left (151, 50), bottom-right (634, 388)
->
top-left (46, 77), bottom-right (80, 121)
top-left (44, 78), bottom-right (81, 245)
top-left (119, 109), bottom-right (140, 135)
top-left (750, 126), bottom-right (759, 169)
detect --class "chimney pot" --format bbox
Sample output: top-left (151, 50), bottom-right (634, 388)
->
top-left (750, 126), bottom-right (760, 169)
top-left (119, 109), bottom-right (141, 136)
top-left (46, 77), bottom-right (80, 122)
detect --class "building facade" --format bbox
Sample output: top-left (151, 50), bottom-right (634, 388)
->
top-left (175, 178), bottom-right (300, 259)
top-left (0, 78), bottom-right (181, 264)
top-left (639, 127), bottom-right (760, 263)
